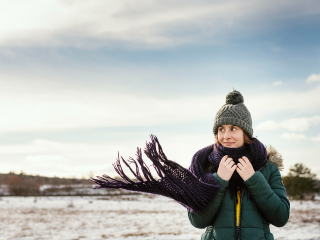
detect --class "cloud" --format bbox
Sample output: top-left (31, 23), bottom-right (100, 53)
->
top-left (245, 84), bottom-right (320, 122)
top-left (0, 138), bottom-right (127, 177)
top-left (0, 0), bottom-right (320, 48)
top-left (1, 70), bottom-right (320, 134)
top-left (0, 71), bottom-right (224, 134)
top-left (0, 133), bottom-right (213, 177)
top-left (306, 73), bottom-right (320, 83)
top-left (0, 139), bottom-right (113, 158)
top-left (256, 116), bottom-right (320, 132)
top-left (311, 134), bottom-right (320, 141)
top-left (273, 81), bottom-right (282, 86)
top-left (0, 88), bottom-right (222, 134)
top-left (282, 133), bottom-right (307, 140)
top-left (25, 155), bottom-right (65, 163)
top-left (256, 120), bottom-right (279, 130)
top-left (280, 117), bottom-right (320, 131)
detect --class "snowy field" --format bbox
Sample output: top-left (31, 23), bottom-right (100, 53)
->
top-left (0, 195), bottom-right (319, 240)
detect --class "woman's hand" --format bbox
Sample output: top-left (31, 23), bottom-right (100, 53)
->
top-left (217, 155), bottom-right (237, 181)
top-left (236, 156), bottom-right (255, 181)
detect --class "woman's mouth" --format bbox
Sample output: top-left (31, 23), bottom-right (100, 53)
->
top-left (224, 142), bottom-right (234, 146)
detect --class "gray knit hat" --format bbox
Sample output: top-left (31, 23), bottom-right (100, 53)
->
top-left (213, 90), bottom-right (253, 137)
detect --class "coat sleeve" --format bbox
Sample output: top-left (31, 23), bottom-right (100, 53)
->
top-left (244, 163), bottom-right (290, 227)
top-left (187, 173), bottom-right (229, 229)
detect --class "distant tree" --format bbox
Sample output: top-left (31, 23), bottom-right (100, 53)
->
top-left (6, 176), bottom-right (22, 195)
top-left (283, 163), bottom-right (320, 200)
top-left (7, 176), bottom-right (40, 196)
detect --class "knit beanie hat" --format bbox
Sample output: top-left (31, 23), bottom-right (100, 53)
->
top-left (213, 90), bottom-right (253, 137)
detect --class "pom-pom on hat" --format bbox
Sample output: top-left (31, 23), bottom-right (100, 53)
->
top-left (213, 89), bottom-right (253, 137)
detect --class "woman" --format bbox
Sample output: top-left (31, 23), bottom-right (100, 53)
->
top-left (188, 90), bottom-right (290, 240)
top-left (92, 90), bottom-right (290, 240)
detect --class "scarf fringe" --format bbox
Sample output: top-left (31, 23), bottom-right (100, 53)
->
top-left (92, 135), bottom-right (219, 213)
top-left (91, 135), bottom-right (168, 188)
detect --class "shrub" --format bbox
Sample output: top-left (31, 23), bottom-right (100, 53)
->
top-left (7, 176), bottom-right (40, 196)
top-left (283, 163), bottom-right (319, 200)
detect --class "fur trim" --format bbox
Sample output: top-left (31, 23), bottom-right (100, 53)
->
top-left (266, 145), bottom-right (284, 171)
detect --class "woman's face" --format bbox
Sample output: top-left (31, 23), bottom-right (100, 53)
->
top-left (217, 124), bottom-right (245, 148)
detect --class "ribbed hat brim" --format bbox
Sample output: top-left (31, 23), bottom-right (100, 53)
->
top-left (213, 117), bottom-right (253, 138)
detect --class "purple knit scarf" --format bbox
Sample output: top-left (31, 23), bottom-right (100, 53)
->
top-left (92, 135), bottom-right (267, 213)
top-left (209, 141), bottom-right (267, 200)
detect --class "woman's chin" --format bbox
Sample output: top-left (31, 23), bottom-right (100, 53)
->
top-left (223, 143), bottom-right (235, 148)
top-left (222, 143), bottom-right (244, 148)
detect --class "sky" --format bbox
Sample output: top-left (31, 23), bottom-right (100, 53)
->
top-left (0, 0), bottom-right (320, 179)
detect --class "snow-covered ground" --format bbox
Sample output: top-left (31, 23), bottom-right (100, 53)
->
top-left (0, 195), bottom-right (319, 240)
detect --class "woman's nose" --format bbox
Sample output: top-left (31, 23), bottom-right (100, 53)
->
top-left (224, 130), bottom-right (231, 139)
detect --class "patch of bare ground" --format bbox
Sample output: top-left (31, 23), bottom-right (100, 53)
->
top-left (287, 200), bottom-right (320, 224)
top-left (121, 232), bottom-right (154, 237)
top-left (13, 232), bottom-right (34, 238)
top-left (10, 207), bottom-right (174, 216)
top-left (159, 232), bottom-right (182, 235)
top-left (301, 219), bottom-right (320, 223)
top-left (120, 232), bottom-right (181, 237)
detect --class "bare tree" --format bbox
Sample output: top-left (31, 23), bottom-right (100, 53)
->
top-left (7, 176), bottom-right (40, 196)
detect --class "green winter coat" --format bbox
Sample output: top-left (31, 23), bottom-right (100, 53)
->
top-left (188, 146), bottom-right (290, 240)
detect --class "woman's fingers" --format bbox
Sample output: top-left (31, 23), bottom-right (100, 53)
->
top-left (236, 157), bottom-right (255, 181)
top-left (217, 156), bottom-right (241, 181)
top-left (231, 164), bottom-right (237, 171)
top-left (220, 156), bottom-right (232, 166)
top-left (227, 159), bottom-right (236, 171)
top-left (237, 162), bottom-right (243, 171)
top-left (237, 158), bottom-right (244, 167)
top-left (242, 156), bottom-right (253, 166)
top-left (226, 158), bottom-right (233, 165)
top-left (219, 156), bottom-right (229, 168)
top-left (242, 156), bottom-right (249, 161)
top-left (222, 155), bottom-right (229, 162)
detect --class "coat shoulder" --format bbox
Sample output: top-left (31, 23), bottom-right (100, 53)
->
top-left (266, 145), bottom-right (284, 171)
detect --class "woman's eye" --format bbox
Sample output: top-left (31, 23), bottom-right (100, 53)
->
top-left (219, 128), bottom-right (224, 132)
top-left (231, 127), bottom-right (236, 131)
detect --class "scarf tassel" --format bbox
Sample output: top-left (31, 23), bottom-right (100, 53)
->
top-left (92, 135), bottom-right (219, 213)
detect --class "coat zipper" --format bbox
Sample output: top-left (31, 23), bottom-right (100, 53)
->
top-left (258, 161), bottom-right (268, 171)
top-left (235, 160), bottom-right (267, 240)
top-left (235, 188), bottom-right (246, 240)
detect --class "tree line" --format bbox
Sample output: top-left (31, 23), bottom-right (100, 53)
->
top-left (0, 172), bottom-right (92, 196)
top-left (1, 164), bottom-right (320, 199)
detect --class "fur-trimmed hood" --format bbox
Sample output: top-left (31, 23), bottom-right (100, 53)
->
top-left (266, 145), bottom-right (284, 171)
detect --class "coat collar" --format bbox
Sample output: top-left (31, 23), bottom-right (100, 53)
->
top-left (266, 145), bottom-right (284, 171)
